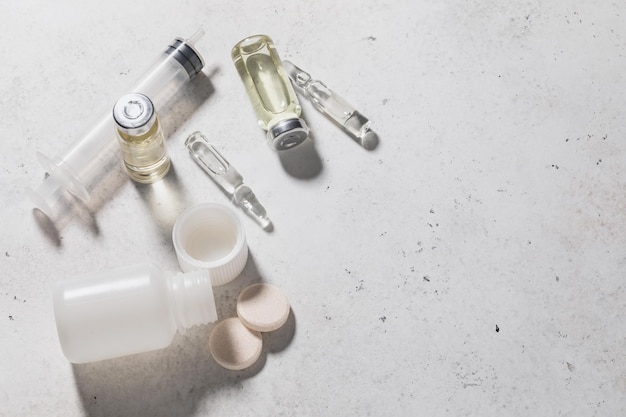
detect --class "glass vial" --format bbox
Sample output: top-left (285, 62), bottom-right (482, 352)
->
top-left (282, 60), bottom-right (379, 150)
top-left (113, 93), bottom-right (171, 183)
top-left (231, 35), bottom-right (309, 150)
top-left (53, 263), bottom-right (217, 363)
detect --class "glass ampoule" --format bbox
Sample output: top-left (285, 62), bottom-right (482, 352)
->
top-left (282, 60), bottom-right (378, 150)
top-left (232, 35), bottom-right (308, 150)
top-left (185, 131), bottom-right (271, 229)
top-left (113, 93), bottom-right (171, 183)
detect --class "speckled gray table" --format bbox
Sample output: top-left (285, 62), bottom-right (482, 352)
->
top-left (1, 1), bottom-right (624, 416)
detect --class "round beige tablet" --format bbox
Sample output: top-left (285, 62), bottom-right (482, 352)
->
top-left (209, 317), bottom-right (262, 371)
top-left (237, 283), bottom-right (291, 332)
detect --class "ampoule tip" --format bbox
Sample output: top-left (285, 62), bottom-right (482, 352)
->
top-left (360, 130), bottom-right (379, 150)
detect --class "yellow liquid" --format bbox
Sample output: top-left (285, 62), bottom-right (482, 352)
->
top-left (116, 118), bottom-right (170, 184)
top-left (232, 35), bottom-right (301, 130)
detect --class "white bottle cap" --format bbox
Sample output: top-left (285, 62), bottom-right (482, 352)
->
top-left (172, 203), bottom-right (248, 286)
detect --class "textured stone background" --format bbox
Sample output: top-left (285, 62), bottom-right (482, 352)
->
top-left (1, 1), bottom-right (624, 416)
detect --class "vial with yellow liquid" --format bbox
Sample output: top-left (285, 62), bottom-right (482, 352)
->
top-left (232, 35), bottom-right (309, 150)
top-left (113, 93), bottom-right (171, 183)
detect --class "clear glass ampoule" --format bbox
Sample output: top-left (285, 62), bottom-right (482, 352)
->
top-left (185, 131), bottom-right (271, 230)
top-left (282, 60), bottom-right (379, 150)
top-left (113, 93), bottom-right (171, 183)
top-left (232, 35), bottom-right (309, 150)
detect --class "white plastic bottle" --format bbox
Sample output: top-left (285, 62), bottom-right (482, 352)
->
top-left (53, 263), bottom-right (217, 363)
top-left (282, 60), bottom-right (379, 150)
top-left (28, 30), bottom-right (206, 219)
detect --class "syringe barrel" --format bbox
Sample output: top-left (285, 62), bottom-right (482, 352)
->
top-left (30, 34), bottom-right (204, 217)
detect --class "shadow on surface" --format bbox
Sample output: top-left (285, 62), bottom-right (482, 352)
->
top-left (133, 164), bottom-right (189, 242)
top-left (160, 69), bottom-right (217, 140)
top-left (72, 326), bottom-right (265, 417)
top-left (276, 106), bottom-right (322, 178)
top-left (72, 253), bottom-right (294, 417)
top-left (277, 134), bottom-right (323, 179)
top-left (264, 308), bottom-right (296, 354)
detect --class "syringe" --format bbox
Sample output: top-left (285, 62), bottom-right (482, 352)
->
top-left (28, 29), bottom-right (206, 219)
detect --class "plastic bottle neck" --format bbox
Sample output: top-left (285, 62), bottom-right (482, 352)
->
top-left (168, 271), bottom-right (217, 333)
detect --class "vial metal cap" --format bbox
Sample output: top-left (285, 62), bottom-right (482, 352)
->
top-left (267, 118), bottom-right (309, 150)
top-left (113, 93), bottom-right (156, 136)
